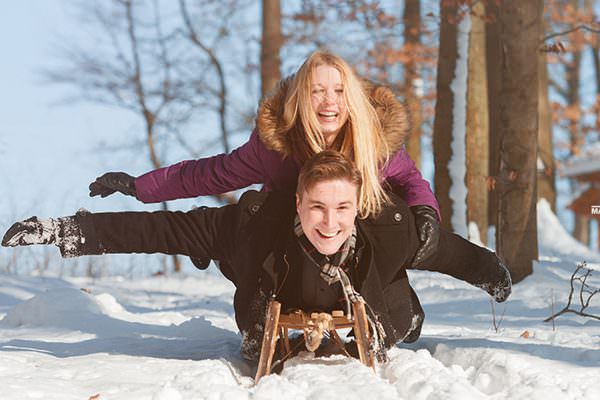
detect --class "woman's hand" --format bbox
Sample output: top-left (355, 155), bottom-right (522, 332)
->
top-left (410, 205), bottom-right (440, 267)
top-left (89, 172), bottom-right (137, 198)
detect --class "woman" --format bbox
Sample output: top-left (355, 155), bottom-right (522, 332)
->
top-left (90, 51), bottom-right (440, 264)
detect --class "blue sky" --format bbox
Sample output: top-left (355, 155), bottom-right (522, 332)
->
top-left (0, 2), bottom-right (170, 228)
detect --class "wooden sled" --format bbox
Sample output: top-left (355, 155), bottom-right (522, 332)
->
top-left (255, 299), bottom-right (375, 383)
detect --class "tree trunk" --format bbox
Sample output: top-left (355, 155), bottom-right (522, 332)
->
top-left (403, 0), bottom-right (422, 169)
top-left (569, 0), bottom-right (589, 245)
top-left (433, 1), bottom-right (458, 232)
top-left (537, 45), bottom-right (556, 212)
top-left (486, 0), bottom-right (502, 231)
top-left (261, 0), bottom-right (282, 97)
top-left (466, 1), bottom-right (489, 244)
top-left (496, 0), bottom-right (542, 283)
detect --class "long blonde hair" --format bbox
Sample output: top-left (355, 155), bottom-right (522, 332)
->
top-left (281, 51), bottom-right (390, 218)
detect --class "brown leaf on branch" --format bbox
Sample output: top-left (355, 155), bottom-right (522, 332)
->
top-left (540, 41), bottom-right (566, 53)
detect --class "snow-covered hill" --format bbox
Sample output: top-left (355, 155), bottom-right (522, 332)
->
top-left (1, 202), bottom-right (599, 399)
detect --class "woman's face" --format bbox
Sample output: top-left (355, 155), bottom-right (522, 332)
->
top-left (310, 65), bottom-right (349, 145)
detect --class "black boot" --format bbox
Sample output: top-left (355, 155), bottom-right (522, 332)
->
top-left (474, 253), bottom-right (512, 303)
top-left (2, 216), bottom-right (83, 258)
top-left (2, 217), bottom-right (59, 247)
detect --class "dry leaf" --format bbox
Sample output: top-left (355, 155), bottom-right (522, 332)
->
top-left (520, 330), bottom-right (530, 338)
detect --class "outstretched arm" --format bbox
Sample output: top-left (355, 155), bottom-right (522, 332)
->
top-left (89, 130), bottom-right (271, 203)
top-left (2, 206), bottom-right (236, 262)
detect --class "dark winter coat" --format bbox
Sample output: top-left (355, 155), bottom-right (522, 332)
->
top-left (69, 191), bottom-right (507, 349)
top-left (133, 78), bottom-right (440, 216)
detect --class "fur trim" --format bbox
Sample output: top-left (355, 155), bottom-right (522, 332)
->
top-left (256, 77), bottom-right (410, 157)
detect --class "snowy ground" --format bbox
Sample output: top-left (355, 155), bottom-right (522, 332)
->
top-left (1, 201), bottom-right (599, 400)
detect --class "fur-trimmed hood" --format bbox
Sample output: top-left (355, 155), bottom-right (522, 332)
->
top-left (256, 76), bottom-right (410, 157)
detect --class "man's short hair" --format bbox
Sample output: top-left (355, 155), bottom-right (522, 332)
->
top-left (297, 150), bottom-right (362, 198)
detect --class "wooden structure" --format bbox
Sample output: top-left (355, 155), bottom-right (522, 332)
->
top-left (254, 299), bottom-right (375, 383)
top-left (562, 151), bottom-right (600, 249)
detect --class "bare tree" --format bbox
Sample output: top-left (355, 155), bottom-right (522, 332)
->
top-left (432, 0), bottom-right (458, 232)
top-left (261, 0), bottom-right (283, 97)
top-left (44, 0), bottom-right (247, 271)
top-left (537, 22), bottom-right (557, 212)
top-left (466, 1), bottom-right (489, 244)
top-left (403, 0), bottom-right (423, 169)
top-left (496, 0), bottom-right (543, 283)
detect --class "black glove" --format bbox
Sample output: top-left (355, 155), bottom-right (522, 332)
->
top-left (410, 205), bottom-right (440, 267)
top-left (89, 172), bottom-right (137, 198)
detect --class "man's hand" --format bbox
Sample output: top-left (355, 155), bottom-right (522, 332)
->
top-left (89, 172), bottom-right (137, 198)
top-left (410, 205), bottom-right (440, 267)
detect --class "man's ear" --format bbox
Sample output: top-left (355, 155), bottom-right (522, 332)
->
top-left (296, 193), bottom-right (301, 213)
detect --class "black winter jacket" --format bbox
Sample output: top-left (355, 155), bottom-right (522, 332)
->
top-left (71, 190), bottom-right (508, 348)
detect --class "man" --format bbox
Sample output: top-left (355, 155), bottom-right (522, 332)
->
top-left (2, 151), bottom-right (511, 361)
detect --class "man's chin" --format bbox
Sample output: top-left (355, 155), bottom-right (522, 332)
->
top-left (313, 241), bottom-right (343, 256)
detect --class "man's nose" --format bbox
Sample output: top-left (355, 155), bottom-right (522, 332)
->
top-left (323, 209), bottom-right (336, 226)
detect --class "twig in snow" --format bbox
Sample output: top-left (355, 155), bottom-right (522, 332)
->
top-left (544, 262), bottom-right (600, 323)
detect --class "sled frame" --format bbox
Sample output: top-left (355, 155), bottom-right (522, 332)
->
top-left (254, 299), bottom-right (375, 383)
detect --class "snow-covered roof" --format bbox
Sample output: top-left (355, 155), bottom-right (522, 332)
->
top-left (561, 141), bottom-right (600, 177)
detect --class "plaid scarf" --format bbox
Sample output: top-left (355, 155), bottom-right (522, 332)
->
top-left (293, 215), bottom-right (387, 359)
top-left (293, 215), bottom-right (358, 314)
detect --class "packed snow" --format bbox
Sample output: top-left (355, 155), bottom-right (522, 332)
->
top-left (1, 201), bottom-right (599, 400)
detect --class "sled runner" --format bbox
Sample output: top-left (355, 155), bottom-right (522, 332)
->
top-left (255, 298), bottom-right (375, 382)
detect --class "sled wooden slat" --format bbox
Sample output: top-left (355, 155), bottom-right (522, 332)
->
top-left (352, 301), bottom-right (375, 368)
top-left (254, 299), bottom-right (375, 384)
top-left (254, 300), bottom-right (281, 383)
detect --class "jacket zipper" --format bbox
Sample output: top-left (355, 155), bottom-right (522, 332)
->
top-left (275, 253), bottom-right (291, 297)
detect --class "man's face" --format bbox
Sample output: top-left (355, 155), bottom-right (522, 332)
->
top-left (296, 179), bottom-right (358, 255)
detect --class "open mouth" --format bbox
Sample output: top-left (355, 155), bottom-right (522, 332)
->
top-left (316, 229), bottom-right (340, 239)
top-left (318, 111), bottom-right (338, 121)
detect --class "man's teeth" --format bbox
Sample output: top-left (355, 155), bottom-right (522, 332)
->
top-left (318, 230), bottom-right (338, 238)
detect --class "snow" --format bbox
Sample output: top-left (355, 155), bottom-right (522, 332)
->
top-left (1, 202), bottom-right (600, 399)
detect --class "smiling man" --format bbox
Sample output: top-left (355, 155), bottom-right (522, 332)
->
top-left (2, 151), bottom-right (511, 362)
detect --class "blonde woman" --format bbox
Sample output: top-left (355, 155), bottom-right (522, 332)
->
top-left (89, 51), bottom-right (440, 265)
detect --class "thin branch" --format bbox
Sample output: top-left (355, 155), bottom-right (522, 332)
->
top-left (541, 24), bottom-right (600, 43)
top-left (179, 0), bottom-right (230, 153)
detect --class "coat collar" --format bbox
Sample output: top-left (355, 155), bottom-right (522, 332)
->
top-left (255, 76), bottom-right (409, 158)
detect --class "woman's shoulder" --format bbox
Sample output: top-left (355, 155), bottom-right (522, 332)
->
top-left (363, 81), bottom-right (410, 155)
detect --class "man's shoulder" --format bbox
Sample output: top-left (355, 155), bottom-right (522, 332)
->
top-left (237, 190), bottom-right (295, 219)
top-left (359, 192), bottom-right (411, 229)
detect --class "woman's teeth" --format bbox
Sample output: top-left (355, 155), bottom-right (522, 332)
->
top-left (319, 111), bottom-right (337, 117)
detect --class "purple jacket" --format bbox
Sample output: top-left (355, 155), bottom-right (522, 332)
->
top-left (135, 77), bottom-right (439, 217)
top-left (135, 130), bottom-right (440, 214)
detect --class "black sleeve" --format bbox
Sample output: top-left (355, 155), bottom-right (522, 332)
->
top-left (74, 205), bottom-right (235, 262)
